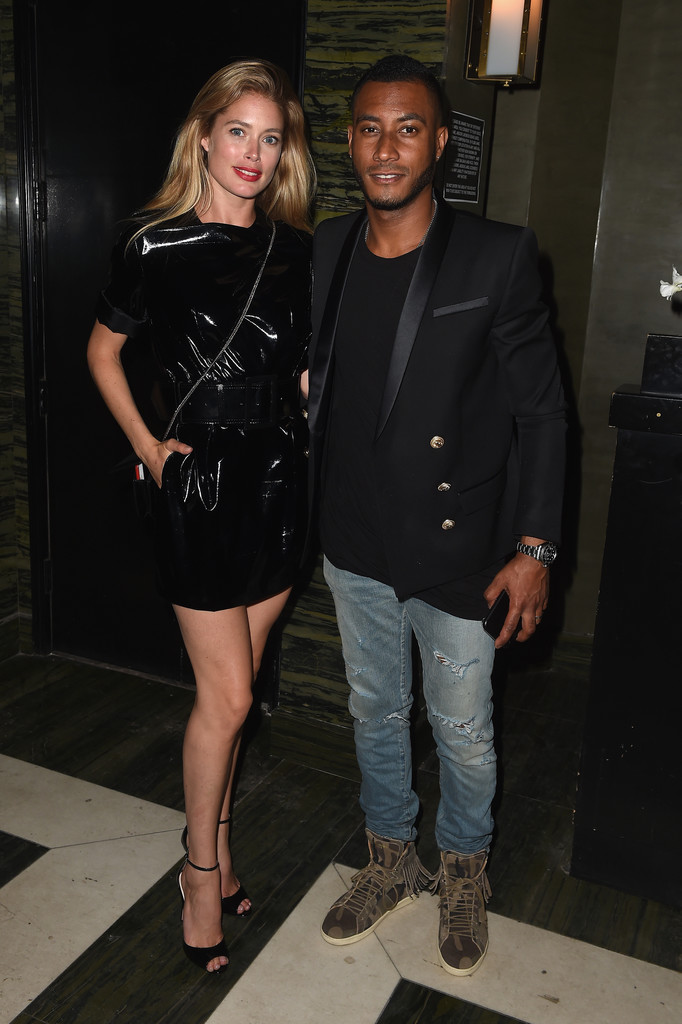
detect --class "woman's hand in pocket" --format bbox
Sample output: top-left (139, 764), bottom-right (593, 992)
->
top-left (144, 437), bottom-right (193, 489)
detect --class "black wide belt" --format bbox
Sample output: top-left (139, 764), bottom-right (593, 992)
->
top-left (175, 376), bottom-right (300, 428)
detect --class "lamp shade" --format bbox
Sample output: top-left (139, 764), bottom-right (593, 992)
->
top-left (465, 0), bottom-right (544, 85)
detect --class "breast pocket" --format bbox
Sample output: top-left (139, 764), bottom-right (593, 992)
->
top-left (432, 297), bottom-right (489, 317)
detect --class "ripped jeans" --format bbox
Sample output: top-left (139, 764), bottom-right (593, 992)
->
top-left (324, 558), bottom-right (496, 854)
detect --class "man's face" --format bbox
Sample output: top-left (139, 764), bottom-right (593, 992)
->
top-left (348, 80), bottom-right (447, 211)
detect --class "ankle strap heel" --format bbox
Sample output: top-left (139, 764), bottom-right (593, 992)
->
top-left (177, 857), bottom-right (229, 974)
top-left (180, 816), bottom-right (230, 854)
top-left (179, 815), bottom-right (251, 919)
top-left (185, 857), bottom-right (219, 873)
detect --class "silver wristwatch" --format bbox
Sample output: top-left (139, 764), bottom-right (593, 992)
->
top-left (516, 541), bottom-right (558, 567)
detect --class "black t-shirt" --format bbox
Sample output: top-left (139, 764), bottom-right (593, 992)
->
top-left (320, 238), bottom-right (500, 620)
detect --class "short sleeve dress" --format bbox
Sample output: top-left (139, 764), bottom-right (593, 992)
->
top-left (97, 210), bottom-right (311, 611)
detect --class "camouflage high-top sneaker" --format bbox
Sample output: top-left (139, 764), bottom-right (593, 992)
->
top-left (437, 850), bottom-right (491, 975)
top-left (321, 829), bottom-right (436, 945)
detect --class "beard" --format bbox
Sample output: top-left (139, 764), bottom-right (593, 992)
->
top-left (353, 160), bottom-right (436, 211)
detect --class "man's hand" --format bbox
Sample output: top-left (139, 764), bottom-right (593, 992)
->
top-left (483, 537), bottom-right (550, 650)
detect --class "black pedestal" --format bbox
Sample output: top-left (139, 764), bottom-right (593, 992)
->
top-left (571, 334), bottom-right (682, 908)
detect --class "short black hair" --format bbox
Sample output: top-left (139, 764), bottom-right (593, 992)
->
top-left (350, 54), bottom-right (444, 121)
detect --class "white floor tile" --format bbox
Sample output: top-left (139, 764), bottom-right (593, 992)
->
top-left (206, 865), bottom-right (401, 1024)
top-left (209, 864), bottom-right (682, 1024)
top-left (0, 756), bottom-right (185, 1024)
top-left (374, 866), bottom-right (682, 1024)
top-left (0, 754), bottom-right (183, 847)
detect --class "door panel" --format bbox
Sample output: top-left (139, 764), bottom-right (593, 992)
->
top-left (18, 0), bottom-right (307, 679)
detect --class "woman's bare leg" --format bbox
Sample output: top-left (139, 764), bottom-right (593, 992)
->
top-left (215, 588), bottom-right (291, 914)
top-left (217, 741), bottom-right (249, 913)
top-left (216, 589), bottom-right (290, 917)
top-left (175, 588), bottom-right (291, 965)
top-left (174, 603), bottom-right (253, 971)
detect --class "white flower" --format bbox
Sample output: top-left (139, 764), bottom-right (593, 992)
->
top-left (660, 266), bottom-right (682, 299)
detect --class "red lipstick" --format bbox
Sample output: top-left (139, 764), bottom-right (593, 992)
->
top-left (233, 166), bottom-right (262, 181)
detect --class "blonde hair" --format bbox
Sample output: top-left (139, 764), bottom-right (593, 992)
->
top-left (139, 59), bottom-right (315, 234)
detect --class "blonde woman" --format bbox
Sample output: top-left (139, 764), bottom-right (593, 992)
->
top-left (88, 60), bottom-right (314, 974)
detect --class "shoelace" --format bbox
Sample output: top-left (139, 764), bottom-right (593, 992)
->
top-left (439, 875), bottom-right (491, 931)
top-left (342, 862), bottom-right (397, 913)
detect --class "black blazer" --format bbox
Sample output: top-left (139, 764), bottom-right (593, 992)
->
top-left (308, 198), bottom-right (566, 599)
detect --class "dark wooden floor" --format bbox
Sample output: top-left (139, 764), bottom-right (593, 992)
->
top-left (1, 642), bottom-right (680, 1024)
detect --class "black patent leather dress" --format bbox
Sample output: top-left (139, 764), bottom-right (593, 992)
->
top-left (97, 210), bottom-right (311, 611)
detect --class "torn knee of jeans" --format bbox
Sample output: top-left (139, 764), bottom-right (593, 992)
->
top-left (433, 651), bottom-right (480, 678)
top-left (350, 704), bottom-right (411, 726)
top-left (431, 711), bottom-right (480, 738)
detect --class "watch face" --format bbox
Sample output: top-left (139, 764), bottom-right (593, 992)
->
top-left (541, 543), bottom-right (558, 566)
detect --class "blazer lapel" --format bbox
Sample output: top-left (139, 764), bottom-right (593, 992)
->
top-left (308, 211), bottom-right (366, 435)
top-left (375, 200), bottom-right (455, 438)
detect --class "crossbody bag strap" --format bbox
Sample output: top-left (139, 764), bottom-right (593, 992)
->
top-left (162, 219), bottom-right (276, 441)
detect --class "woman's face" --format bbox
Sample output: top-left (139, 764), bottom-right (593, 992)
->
top-left (201, 92), bottom-right (285, 209)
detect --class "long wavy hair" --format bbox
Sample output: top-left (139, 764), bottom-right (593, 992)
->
top-left (139, 59), bottom-right (315, 234)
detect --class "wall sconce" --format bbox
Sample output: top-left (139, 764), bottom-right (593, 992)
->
top-left (465, 0), bottom-right (544, 86)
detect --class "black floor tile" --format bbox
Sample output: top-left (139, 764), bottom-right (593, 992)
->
top-left (0, 654), bottom-right (279, 813)
top-left (0, 656), bottom-right (193, 809)
top-left (495, 703), bottom-right (582, 807)
top-left (0, 830), bottom-right (47, 887)
top-left (376, 980), bottom-right (525, 1023)
top-left (498, 662), bottom-right (590, 722)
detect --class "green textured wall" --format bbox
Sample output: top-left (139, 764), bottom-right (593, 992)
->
top-left (303, 0), bottom-right (448, 217)
top-left (0, 0), bottom-right (30, 662)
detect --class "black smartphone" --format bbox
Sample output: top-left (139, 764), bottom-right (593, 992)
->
top-left (482, 591), bottom-right (521, 642)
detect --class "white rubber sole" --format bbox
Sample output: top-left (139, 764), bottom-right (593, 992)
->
top-left (320, 893), bottom-right (415, 946)
top-left (438, 937), bottom-right (489, 976)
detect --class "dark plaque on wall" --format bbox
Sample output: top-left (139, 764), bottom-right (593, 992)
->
top-left (443, 110), bottom-right (485, 205)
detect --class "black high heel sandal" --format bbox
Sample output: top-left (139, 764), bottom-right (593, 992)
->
top-left (178, 858), bottom-right (229, 974)
top-left (181, 816), bottom-right (252, 918)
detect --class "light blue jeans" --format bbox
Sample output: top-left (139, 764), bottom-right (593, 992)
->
top-left (324, 558), bottom-right (496, 854)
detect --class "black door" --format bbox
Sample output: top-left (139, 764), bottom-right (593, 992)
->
top-left (16, 0), bottom-right (307, 680)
